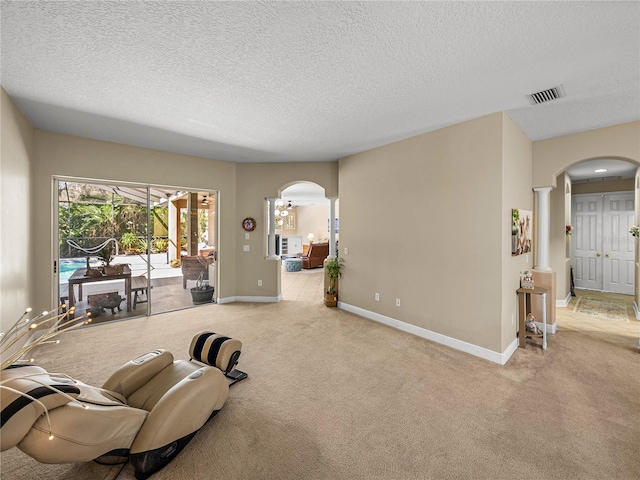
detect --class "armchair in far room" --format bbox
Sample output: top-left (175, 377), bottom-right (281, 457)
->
top-left (296, 243), bottom-right (329, 269)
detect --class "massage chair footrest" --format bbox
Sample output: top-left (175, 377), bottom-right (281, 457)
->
top-left (189, 332), bottom-right (247, 385)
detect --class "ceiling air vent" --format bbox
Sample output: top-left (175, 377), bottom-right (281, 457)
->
top-left (527, 85), bottom-right (565, 105)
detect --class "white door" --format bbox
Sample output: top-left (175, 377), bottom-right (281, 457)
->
top-left (602, 193), bottom-right (635, 295)
top-left (572, 195), bottom-right (602, 290)
top-left (572, 193), bottom-right (635, 294)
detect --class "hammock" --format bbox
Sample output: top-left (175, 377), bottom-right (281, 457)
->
top-left (66, 238), bottom-right (119, 256)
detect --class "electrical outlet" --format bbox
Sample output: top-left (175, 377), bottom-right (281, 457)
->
top-left (344, 247), bottom-right (349, 255)
top-left (258, 280), bottom-right (262, 287)
top-left (243, 245), bottom-right (250, 252)
top-left (396, 298), bottom-right (401, 307)
top-left (375, 292), bottom-right (380, 301)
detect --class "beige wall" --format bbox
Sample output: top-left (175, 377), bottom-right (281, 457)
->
top-left (1, 88), bottom-right (36, 337)
top-left (533, 121), bottom-right (640, 188)
top-left (340, 112), bottom-right (515, 353)
top-left (295, 203), bottom-right (340, 244)
top-left (234, 162), bottom-right (338, 298)
top-left (32, 131), bottom-right (238, 307)
top-left (30, 133), bottom-right (338, 306)
top-left (501, 113), bottom-right (534, 350)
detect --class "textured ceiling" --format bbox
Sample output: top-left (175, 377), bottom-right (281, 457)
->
top-left (1, 1), bottom-right (639, 164)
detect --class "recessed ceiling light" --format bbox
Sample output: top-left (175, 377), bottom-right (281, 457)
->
top-left (594, 168), bottom-right (608, 173)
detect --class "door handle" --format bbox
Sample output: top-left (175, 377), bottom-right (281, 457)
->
top-left (596, 252), bottom-right (601, 257)
top-left (606, 253), bottom-right (610, 258)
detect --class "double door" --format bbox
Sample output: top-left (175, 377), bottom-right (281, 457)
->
top-left (571, 193), bottom-right (635, 294)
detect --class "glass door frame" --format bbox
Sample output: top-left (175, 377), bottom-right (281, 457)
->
top-left (53, 176), bottom-right (220, 319)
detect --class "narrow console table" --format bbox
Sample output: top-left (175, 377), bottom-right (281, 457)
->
top-left (516, 286), bottom-right (547, 350)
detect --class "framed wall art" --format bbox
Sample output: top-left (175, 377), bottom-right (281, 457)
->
top-left (285, 213), bottom-right (295, 230)
top-left (511, 208), bottom-right (532, 256)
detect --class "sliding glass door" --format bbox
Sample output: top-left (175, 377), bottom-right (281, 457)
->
top-left (56, 179), bottom-right (218, 325)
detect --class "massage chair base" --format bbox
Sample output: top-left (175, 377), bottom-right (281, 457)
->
top-left (131, 430), bottom-right (197, 480)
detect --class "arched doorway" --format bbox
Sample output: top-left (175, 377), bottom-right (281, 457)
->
top-left (566, 159), bottom-right (637, 294)
top-left (271, 182), bottom-right (339, 301)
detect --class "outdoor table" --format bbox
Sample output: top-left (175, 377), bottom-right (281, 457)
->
top-left (67, 266), bottom-right (132, 316)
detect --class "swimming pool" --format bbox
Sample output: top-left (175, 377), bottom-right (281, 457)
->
top-left (59, 258), bottom-right (96, 283)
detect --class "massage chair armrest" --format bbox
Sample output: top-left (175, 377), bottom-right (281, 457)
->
top-left (130, 366), bottom-right (228, 454)
top-left (102, 350), bottom-right (174, 399)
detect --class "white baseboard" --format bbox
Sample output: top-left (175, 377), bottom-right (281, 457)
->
top-left (556, 293), bottom-right (572, 307)
top-left (218, 295), bottom-right (282, 304)
top-left (534, 321), bottom-right (557, 334)
top-left (338, 302), bottom-right (518, 365)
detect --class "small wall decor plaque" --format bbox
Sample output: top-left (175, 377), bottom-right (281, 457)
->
top-left (242, 217), bottom-right (256, 232)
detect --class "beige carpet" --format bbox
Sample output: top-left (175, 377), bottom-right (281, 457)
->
top-left (2, 294), bottom-right (639, 480)
top-left (0, 449), bottom-right (123, 480)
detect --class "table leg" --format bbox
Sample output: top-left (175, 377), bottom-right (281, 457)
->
top-left (518, 292), bottom-right (526, 348)
top-left (68, 280), bottom-right (75, 318)
top-left (125, 276), bottom-right (131, 312)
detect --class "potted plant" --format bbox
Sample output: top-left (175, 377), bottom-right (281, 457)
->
top-left (97, 243), bottom-right (125, 275)
top-left (324, 256), bottom-right (343, 307)
top-left (190, 271), bottom-right (214, 304)
top-left (96, 243), bottom-right (114, 274)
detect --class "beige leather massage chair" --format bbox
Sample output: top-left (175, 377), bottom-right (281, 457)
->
top-left (1, 332), bottom-right (247, 479)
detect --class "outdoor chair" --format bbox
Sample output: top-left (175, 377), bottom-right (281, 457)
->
top-left (181, 256), bottom-right (214, 289)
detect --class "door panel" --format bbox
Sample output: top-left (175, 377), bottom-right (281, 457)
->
top-left (602, 193), bottom-right (635, 294)
top-left (572, 192), bottom-right (635, 294)
top-left (572, 195), bottom-right (602, 290)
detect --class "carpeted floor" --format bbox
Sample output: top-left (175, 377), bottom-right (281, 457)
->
top-left (1, 286), bottom-right (639, 480)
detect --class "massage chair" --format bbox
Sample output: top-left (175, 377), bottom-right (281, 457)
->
top-left (1, 332), bottom-right (246, 479)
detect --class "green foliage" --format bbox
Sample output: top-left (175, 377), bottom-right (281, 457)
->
top-left (512, 209), bottom-right (520, 234)
top-left (152, 237), bottom-right (169, 253)
top-left (120, 232), bottom-right (140, 251)
top-left (325, 257), bottom-right (344, 294)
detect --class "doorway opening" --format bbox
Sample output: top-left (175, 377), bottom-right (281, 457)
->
top-left (567, 158), bottom-right (637, 295)
top-left (571, 192), bottom-right (635, 294)
top-left (56, 179), bottom-right (218, 323)
top-left (270, 182), bottom-right (338, 300)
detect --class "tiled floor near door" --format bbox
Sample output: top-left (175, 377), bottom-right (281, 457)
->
top-left (558, 289), bottom-right (640, 349)
top-left (281, 266), bottom-right (325, 303)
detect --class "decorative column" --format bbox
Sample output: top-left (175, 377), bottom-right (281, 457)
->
top-left (329, 198), bottom-right (337, 258)
top-left (534, 187), bottom-right (552, 271)
top-left (267, 198), bottom-right (277, 258)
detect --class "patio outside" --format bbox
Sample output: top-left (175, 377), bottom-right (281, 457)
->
top-left (58, 181), bottom-right (217, 323)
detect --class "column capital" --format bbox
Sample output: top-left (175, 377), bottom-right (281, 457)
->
top-left (533, 187), bottom-right (553, 194)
